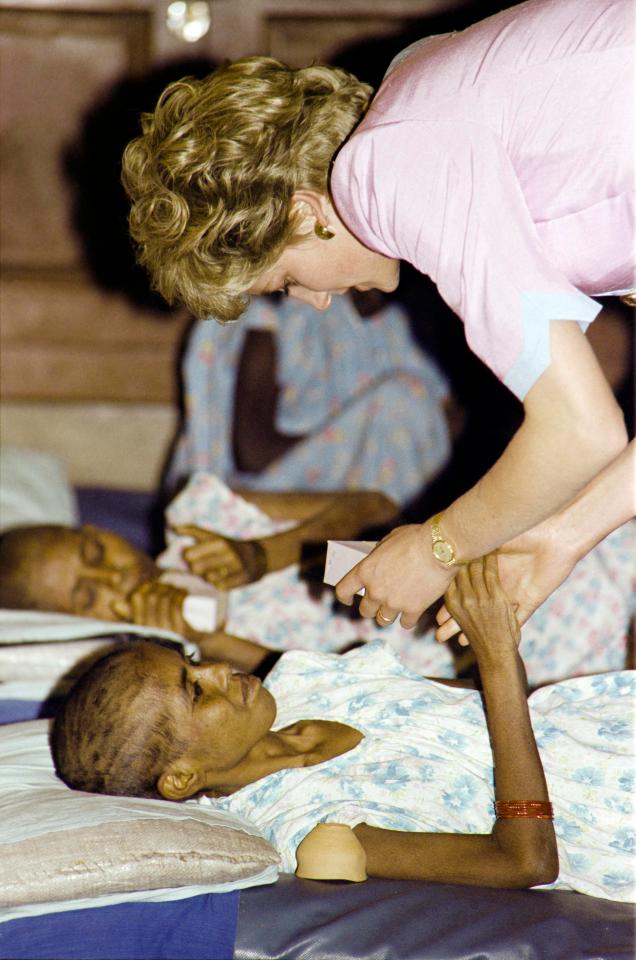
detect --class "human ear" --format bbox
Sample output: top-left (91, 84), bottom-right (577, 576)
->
top-left (290, 190), bottom-right (332, 233)
top-left (158, 762), bottom-right (204, 801)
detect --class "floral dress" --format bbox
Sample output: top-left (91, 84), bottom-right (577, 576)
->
top-left (167, 293), bottom-right (450, 506)
top-left (200, 642), bottom-right (635, 902)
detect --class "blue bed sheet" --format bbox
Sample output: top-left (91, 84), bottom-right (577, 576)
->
top-left (0, 892), bottom-right (239, 960)
top-left (0, 698), bottom-right (59, 724)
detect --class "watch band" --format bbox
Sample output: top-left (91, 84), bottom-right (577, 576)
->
top-left (430, 512), bottom-right (460, 566)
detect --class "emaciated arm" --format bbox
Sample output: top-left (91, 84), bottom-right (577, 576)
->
top-left (352, 557), bottom-right (558, 888)
top-left (174, 489), bottom-right (399, 589)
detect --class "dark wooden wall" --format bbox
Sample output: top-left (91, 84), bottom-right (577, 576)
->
top-left (0, 0), bottom-right (486, 487)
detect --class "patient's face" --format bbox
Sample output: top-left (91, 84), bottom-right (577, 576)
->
top-left (25, 525), bottom-right (158, 620)
top-left (134, 643), bottom-right (277, 785)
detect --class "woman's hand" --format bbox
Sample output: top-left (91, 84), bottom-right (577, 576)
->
top-left (335, 522), bottom-right (455, 628)
top-left (111, 580), bottom-right (203, 642)
top-left (443, 555), bottom-right (520, 664)
top-left (436, 520), bottom-right (574, 646)
top-left (171, 524), bottom-right (267, 589)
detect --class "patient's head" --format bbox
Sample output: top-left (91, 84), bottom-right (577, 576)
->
top-left (51, 637), bottom-right (276, 800)
top-left (0, 524), bottom-right (158, 619)
top-left (51, 638), bottom-right (189, 798)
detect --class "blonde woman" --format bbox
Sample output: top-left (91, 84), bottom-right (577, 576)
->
top-left (122, 0), bottom-right (633, 634)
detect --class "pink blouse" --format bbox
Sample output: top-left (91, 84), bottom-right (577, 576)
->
top-left (331, 0), bottom-right (634, 398)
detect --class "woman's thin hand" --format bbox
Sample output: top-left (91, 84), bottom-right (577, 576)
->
top-left (171, 524), bottom-right (267, 589)
top-left (335, 522), bottom-right (455, 628)
top-left (443, 555), bottom-right (520, 664)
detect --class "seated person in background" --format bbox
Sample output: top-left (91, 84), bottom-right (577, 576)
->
top-left (1, 472), bottom-right (634, 687)
top-left (50, 556), bottom-right (634, 903)
top-left (166, 289), bottom-right (454, 508)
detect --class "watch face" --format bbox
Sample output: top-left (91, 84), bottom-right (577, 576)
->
top-left (433, 540), bottom-right (455, 564)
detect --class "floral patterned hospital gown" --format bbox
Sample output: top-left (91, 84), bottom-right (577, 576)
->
top-left (167, 293), bottom-right (450, 506)
top-left (201, 642), bottom-right (635, 902)
top-left (159, 474), bottom-right (635, 686)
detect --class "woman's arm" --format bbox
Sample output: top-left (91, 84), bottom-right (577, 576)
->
top-left (254, 489), bottom-right (398, 572)
top-left (232, 488), bottom-right (393, 521)
top-left (194, 628), bottom-right (278, 676)
top-left (174, 489), bottom-right (399, 589)
top-left (337, 321), bottom-right (628, 627)
top-left (436, 438), bottom-right (636, 643)
top-left (351, 557), bottom-right (558, 888)
top-left (442, 321), bottom-right (627, 558)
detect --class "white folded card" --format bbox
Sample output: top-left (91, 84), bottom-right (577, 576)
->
top-left (323, 540), bottom-right (377, 595)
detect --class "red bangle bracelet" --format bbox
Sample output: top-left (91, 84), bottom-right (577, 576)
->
top-left (494, 800), bottom-right (554, 820)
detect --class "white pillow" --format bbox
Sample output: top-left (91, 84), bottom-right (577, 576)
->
top-left (0, 447), bottom-right (79, 531)
top-left (0, 720), bottom-right (279, 922)
top-left (0, 610), bottom-right (198, 690)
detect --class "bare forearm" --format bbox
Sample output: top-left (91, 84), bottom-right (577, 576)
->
top-left (354, 653), bottom-right (554, 886)
top-left (235, 489), bottom-right (397, 522)
top-left (444, 406), bottom-right (626, 562)
top-left (476, 646), bottom-right (557, 881)
top-left (232, 329), bottom-right (302, 473)
top-left (195, 629), bottom-right (274, 673)
top-left (445, 561), bottom-right (549, 805)
top-left (441, 321), bottom-right (627, 560)
top-left (258, 491), bottom-right (399, 571)
top-left (480, 653), bottom-right (548, 802)
top-left (549, 439), bottom-right (635, 561)
top-left (448, 559), bottom-right (556, 880)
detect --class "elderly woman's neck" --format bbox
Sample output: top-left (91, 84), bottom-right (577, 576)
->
top-left (203, 720), bottom-right (363, 796)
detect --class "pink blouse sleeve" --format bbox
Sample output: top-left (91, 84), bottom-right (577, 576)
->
top-left (331, 120), bottom-right (602, 400)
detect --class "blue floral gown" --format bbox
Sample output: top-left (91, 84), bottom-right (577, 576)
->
top-left (201, 642), bottom-right (635, 902)
top-left (167, 293), bottom-right (450, 506)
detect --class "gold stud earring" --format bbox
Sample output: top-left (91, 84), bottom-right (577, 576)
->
top-left (314, 222), bottom-right (335, 240)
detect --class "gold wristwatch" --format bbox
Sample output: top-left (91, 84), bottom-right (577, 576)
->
top-left (430, 512), bottom-right (460, 566)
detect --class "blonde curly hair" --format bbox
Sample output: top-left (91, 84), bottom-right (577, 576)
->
top-left (122, 57), bottom-right (372, 321)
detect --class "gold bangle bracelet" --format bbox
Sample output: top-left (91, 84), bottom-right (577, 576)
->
top-left (494, 800), bottom-right (554, 820)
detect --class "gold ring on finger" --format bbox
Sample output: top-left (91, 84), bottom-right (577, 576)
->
top-left (377, 607), bottom-right (395, 625)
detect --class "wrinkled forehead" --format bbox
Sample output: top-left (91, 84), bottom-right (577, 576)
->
top-left (27, 526), bottom-right (83, 564)
top-left (103, 642), bottom-right (185, 698)
top-left (138, 642), bottom-right (188, 684)
top-left (18, 527), bottom-right (83, 611)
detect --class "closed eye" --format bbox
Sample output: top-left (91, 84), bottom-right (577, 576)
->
top-left (71, 578), bottom-right (96, 614)
top-left (81, 532), bottom-right (105, 568)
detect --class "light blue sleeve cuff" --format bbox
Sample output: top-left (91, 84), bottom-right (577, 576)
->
top-left (504, 290), bottom-right (603, 400)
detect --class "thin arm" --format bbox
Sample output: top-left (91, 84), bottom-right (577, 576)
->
top-left (255, 490), bottom-right (399, 573)
top-left (354, 557), bottom-right (558, 888)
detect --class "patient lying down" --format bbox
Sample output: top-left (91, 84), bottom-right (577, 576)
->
top-left (0, 488), bottom-right (399, 674)
top-left (50, 557), bottom-right (634, 902)
top-left (2, 505), bottom-right (634, 688)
